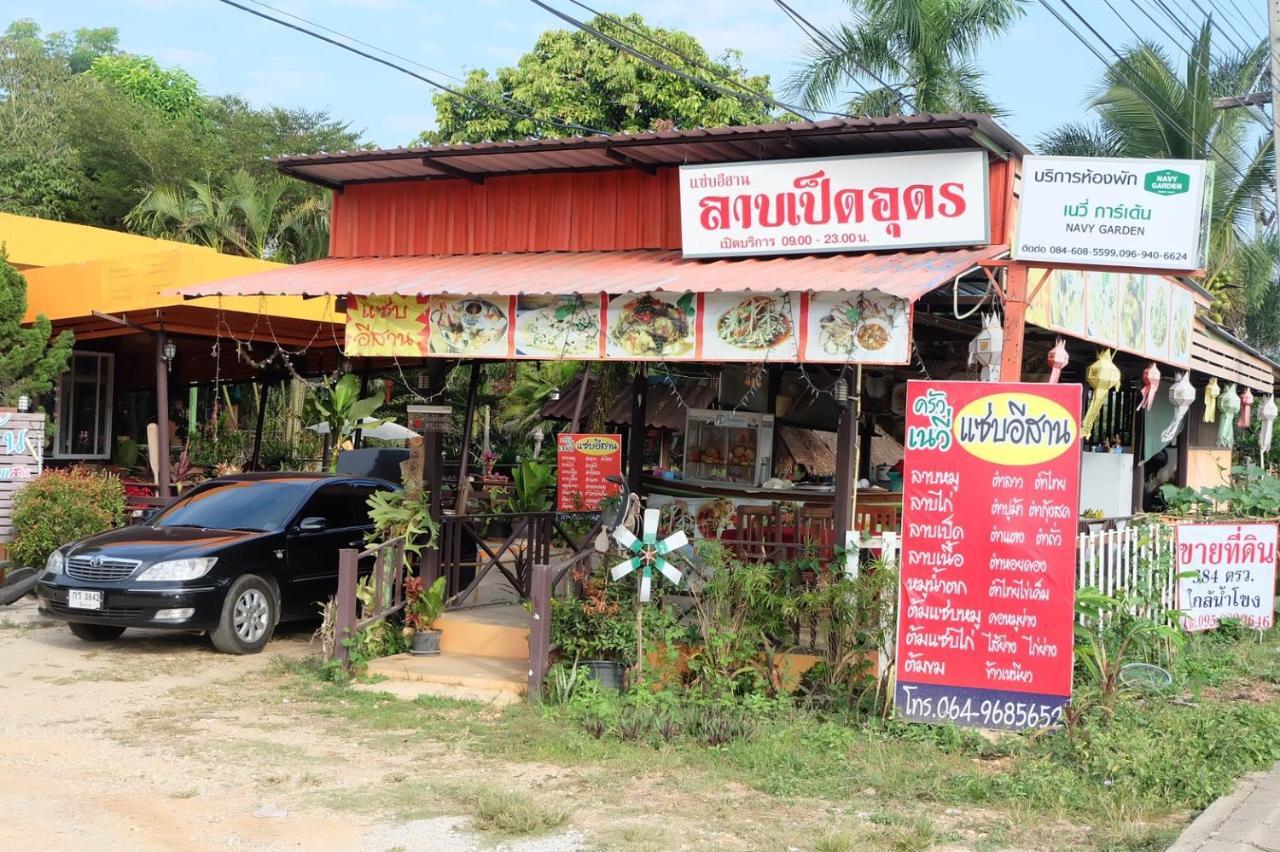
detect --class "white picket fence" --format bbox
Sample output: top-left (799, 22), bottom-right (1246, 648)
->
top-left (1075, 522), bottom-right (1178, 622)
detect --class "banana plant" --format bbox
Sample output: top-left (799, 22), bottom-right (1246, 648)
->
top-left (304, 373), bottom-right (387, 471)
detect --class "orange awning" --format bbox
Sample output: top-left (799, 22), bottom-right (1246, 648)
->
top-left (176, 246), bottom-right (1008, 301)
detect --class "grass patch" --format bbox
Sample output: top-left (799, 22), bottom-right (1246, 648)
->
top-left (439, 783), bottom-right (569, 837)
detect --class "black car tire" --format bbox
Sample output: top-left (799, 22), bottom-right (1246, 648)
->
top-left (68, 622), bottom-right (126, 642)
top-left (211, 574), bottom-right (278, 655)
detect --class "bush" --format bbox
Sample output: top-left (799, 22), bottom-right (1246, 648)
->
top-left (10, 467), bottom-right (126, 568)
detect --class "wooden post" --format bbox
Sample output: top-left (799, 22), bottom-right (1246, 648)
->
top-left (1176, 414), bottom-right (1192, 488)
top-left (999, 263), bottom-right (1028, 382)
top-left (833, 367), bottom-right (859, 547)
top-left (527, 561), bottom-right (552, 701)
top-left (249, 380), bottom-right (269, 470)
top-left (334, 547), bottom-right (358, 669)
top-left (626, 367), bottom-right (647, 495)
top-left (568, 366), bottom-right (591, 433)
top-left (1131, 407), bottom-right (1145, 514)
top-left (154, 332), bottom-right (171, 498)
top-left (454, 362), bottom-right (483, 513)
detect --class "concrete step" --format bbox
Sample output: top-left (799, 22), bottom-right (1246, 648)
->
top-left (366, 651), bottom-right (526, 696)
top-left (352, 678), bottom-right (520, 707)
top-left (436, 603), bottom-right (529, 661)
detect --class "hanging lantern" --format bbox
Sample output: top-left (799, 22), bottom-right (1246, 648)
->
top-left (1081, 349), bottom-right (1121, 437)
top-left (1202, 378), bottom-right (1220, 423)
top-left (1137, 362), bottom-right (1161, 411)
top-left (1160, 372), bottom-right (1197, 444)
top-left (1217, 384), bottom-right (1240, 448)
top-left (1258, 395), bottom-right (1278, 465)
top-left (1047, 338), bottom-right (1068, 383)
top-left (967, 313), bottom-right (1004, 382)
top-left (1238, 386), bottom-right (1254, 429)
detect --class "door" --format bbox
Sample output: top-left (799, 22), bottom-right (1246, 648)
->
top-left (283, 482), bottom-right (361, 618)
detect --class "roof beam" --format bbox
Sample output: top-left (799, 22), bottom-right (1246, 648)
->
top-left (602, 147), bottom-right (657, 175)
top-left (421, 156), bottom-right (485, 184)
top-left (276, 167), bottom-right (345, 194)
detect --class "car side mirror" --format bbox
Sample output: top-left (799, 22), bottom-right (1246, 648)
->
top-left (298, 516), bottom-right (327, 533)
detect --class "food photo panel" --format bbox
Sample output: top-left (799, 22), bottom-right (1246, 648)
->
top-left (800, 290), bottom-right (911, 364)
top-left (427, 295), bottom-right (514, 357)
top-left (514, 294), bottom-right (604, 358)
top-left (604, 292), bottom-right (698, 360)
top-left (701, 291), bottom-right (801, 362)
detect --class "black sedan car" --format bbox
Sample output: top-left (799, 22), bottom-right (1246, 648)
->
top-left (36, 473), bottom-right (396, 654)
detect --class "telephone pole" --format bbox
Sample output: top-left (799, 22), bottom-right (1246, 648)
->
top-left (1271, 0), bottom-right (1280, 224)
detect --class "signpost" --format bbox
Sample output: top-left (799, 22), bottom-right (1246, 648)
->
top-left (1014, 155), bottom-right (1211, 272)
top-left (895, 382), bottom-right (1082, 731)
top-left (556, 433), bottom-right (622, 512)
top-left (1176, 523), bottom-right (1278, 631)
top-left (406, 405), bottom-right (454, 434)
top-left (0, 411), bottom-right (45, 545)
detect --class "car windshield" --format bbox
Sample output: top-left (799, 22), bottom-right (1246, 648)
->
top-left (153, 479), bottom-right (316, 532)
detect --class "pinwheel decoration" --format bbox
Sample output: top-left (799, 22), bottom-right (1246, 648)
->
top-left (1202, 378), bottom-right (1220, 423)
top-left (610, 508), bottom-right (687, 603)
top-left (1137, 362), bottom-right (1161, 412)
top-left (1217, 384), bottom-right (1240, 448)
top-left (1047, 338), bottom-right (1068, 384)
top-left (1238, 387), bottom-right (1254, 429)
top-left (1259, 395), bottom-right (1278, 465)
top-left (1160, 372), bottom-right (1196, 445)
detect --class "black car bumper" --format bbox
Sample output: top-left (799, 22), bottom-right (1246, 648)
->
top-left (36, 575), bottom-right (227, 631)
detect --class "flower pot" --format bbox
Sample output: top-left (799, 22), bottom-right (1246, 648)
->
top-left (410, 628), bottom-right (442, 656)
top-left (486, 520), bottom-right (514, 541)
top-left (581, 660), bottom-right (625, 691)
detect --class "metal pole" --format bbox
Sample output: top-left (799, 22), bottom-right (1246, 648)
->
top-left (1270, 0), bottom-right (1280, 228)
top-left (250, 380), bottom-right (269, 470)
top-left (154, 332), bottom-right (171, 498)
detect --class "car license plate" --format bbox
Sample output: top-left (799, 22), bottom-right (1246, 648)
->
top-left (67, 590), bottom-right (103, 610)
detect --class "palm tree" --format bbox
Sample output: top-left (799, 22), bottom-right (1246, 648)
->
top-left (785, 0), bottom-right (1025, 116)
top-left (1039, 21), bottom-right (1275, 336)
top-left (125, 169), bottom-right (329, 262)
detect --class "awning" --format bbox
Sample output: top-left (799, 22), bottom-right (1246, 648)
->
top-left (175, 246), bottom-right (1009, 300)
top-left (1190, 318), bottom-right (1277, 392)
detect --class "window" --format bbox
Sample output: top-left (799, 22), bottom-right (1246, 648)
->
top-left (297, 483), bottom-right (358, 530)
top-left (352, 482), bottom-right (394, 528)
top-left (154, 479), bottom-right (315, 532)
top-left (55, 352), bottom-right (114, 459)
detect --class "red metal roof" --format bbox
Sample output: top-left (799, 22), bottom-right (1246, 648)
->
top-left (176, 246), bottom-right (1008, 301)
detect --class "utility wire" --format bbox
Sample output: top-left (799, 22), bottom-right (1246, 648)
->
top-left (215, 0), bottom-right (611, 138)
top-left (1183, 0), bottom-right (1258, 58)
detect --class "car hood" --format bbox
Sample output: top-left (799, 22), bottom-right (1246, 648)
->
top-left (67, 525), bottom-right (271, 563)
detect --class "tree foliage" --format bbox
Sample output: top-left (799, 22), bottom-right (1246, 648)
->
top-left (785, 0), bottom-right (1025, 116)
top-left (0, 249), bottom-right (74, 406)
top-left (422, 13), bottom-right (777, 144)
top-left (87, 53), bottom-right (204, 121)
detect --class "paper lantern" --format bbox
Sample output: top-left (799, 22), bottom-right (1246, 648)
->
top-left (1137, 362), bottom-right (1161, 411)
top-left (967, 312), bottom-right (1004, 382)
top-left (1082, 349), bottom-right (1121, 437)
top-left (1160, 372), bottom-right (1196, 444)
top-left (1202, 378), bottom-right (1220, 423)
top-left (1217, 384), bottom-right (1240, 448)
top-left (1047, 338), bottom-right (1068, 384)
top-left (1238, 386), bottom-right (1254, 429)
top-left (1259, 395), bottom-right (1278, 465)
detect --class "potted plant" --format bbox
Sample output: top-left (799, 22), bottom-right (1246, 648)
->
top-left (482, 486), bottom-right (513, 540)
top-left (1082, 508), bottom-right (1106, 534)
top-left (508, 459), bottom-right (555, 513)
top-left (550, 573), bottom-right (633, 689)
top-left (404, 575), bottom-right (448, 655)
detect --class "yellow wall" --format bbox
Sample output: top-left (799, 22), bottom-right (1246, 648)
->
top-left (1186, 449), bottom-right (1231, 491)
top-left (1, 212), bottom-right (175, 268)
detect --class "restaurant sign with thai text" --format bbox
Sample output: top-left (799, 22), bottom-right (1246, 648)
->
top-left (678, 150), bottom-right (990, 258)
top-left (1176, 523), bottom-right (1277, 631)
top-left (0, 411), bottom-right (45, 543)
top-left (896, 382), bottom-right (1081, 731)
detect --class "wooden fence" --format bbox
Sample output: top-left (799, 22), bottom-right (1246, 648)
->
top-left (333, 535), bottom-right (407, 670)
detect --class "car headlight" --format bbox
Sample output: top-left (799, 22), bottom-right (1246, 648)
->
top-left (45, 550), bottom-right (65, 576)
top-left (137, 557), bottom-right (217, 582)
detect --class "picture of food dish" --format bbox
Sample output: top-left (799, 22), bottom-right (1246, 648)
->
top-left (608, 293), bottom-right (694, 357)
top-left (1146, 279), bottom-right (1170, 353)
top-left (817, 299), bottom-right (861, 356)
top-left (1050, 271), bottom-right (1085, 332)
top-left (429, 296), bottom-right (509, 355)
top-left (856, 318), bottom-right (891, 351)
top-left (1170, 290), bottom-right (1193, 361)
top-left (716, 295), bottom-right (793, 350)
top-left (1087, 272), bottom-right (1119, 342)
top-left (802, 291), bottom-right (909, 364)
top-left (515, 295), bottom-right (601, 357)
top-left (1120, 274), bottom-right (1145, 350)
top-left (695, 498), bottom-right (736, 539)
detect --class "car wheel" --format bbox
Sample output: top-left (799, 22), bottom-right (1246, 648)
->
top-left (211, 575), bottom-right (278, 655)
top-left (67, 622), bottom-right (126, 642)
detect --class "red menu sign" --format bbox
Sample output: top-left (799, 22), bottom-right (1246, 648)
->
top-left (556, 434), bottom-right (623, 512)
top-left (895, 381), bottom-right (1082, 731)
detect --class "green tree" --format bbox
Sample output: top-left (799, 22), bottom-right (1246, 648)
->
top-left (125, 168), bottom-right (329, 262)
top-left (0, 249), bottom-right (74, 406)
top-left (785, 0), bottom-right (1025, 116)
top-left (88, 53), bottom-right (204, 121)
top-left (422, 13), bottom-right (776, 143)
top-left (1038, 21), bottom-right (1275, 340)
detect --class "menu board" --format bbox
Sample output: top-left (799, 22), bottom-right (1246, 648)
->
top-left (346, 291), bottom-right (912, 365)
top-left (896, 382), bottom-right (1082, 731)
top-left (0, 412), bottom-right (44, 542)
top-left (1177, 523), bottom-right (1277, 631)
top-left (1023, 269), bottom-right (1193, 368)
top-left (556, 434), bottom-right (623, 512)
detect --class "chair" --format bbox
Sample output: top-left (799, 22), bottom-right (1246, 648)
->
top-left (796, 505), bottom-right (836, 560)
top-left (733, 504), bottom-right (780, 563)
top-left (855, 504), bottom-right (899, 535)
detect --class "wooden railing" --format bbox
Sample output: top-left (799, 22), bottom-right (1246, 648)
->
top-left (332, 535), bottom-right (408, 670)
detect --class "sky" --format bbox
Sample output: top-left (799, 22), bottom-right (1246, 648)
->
top-left (0, 0), bottom-right (1269, 150)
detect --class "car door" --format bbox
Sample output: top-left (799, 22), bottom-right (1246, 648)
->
top-left (283, 482), bottom-right (362, 618)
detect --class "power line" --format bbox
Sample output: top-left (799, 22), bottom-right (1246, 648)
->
top-left (1184, 0), bottom-right (1259, 57)
top-left (215, 0), bottom-right (611, 139)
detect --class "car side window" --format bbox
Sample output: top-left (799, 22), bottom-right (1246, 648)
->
top-left (351, 482), bottom-right (388, 528)
top-left (297, 483), bottom-right (357, 530)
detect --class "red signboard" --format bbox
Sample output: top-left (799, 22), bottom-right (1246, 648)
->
top-left (556, 433), bottom-right (623, 512)
top-left (895, 381), bottom-right (1082, 731)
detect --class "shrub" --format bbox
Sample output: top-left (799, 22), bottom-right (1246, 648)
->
top-left (10, 467), bottom-right (126, 568)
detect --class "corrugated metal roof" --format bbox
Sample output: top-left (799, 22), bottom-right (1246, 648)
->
top-left (175, 246), bottom-right (1009, 300)
top-left (276, 115), bottom-right (1028, 187)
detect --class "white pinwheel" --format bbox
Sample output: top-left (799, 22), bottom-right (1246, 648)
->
top-left (609, 508), bottom-right (687, 602)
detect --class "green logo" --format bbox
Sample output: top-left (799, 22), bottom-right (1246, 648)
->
top-left (1144, 169), bottom-right (1190, 196)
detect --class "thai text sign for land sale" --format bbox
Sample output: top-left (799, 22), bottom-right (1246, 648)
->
top-left (1014, 155), bottom-right (1211, 272)
top-left (896, 382), bottom-right (1082, 731)
top-left (1177, 523), bottom-right (1277, 631)
top-left (556, 434), bottom-right (622, 512)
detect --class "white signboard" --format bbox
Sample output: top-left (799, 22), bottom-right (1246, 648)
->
top-left (1015, 155), bottom-right (1211, 271)
top-left (1177, 523), bottom-right (1277, 631)
top-left (679, 151), bottom-right (990, 258)
top-left (0, 411), bottom-right (45, 543)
